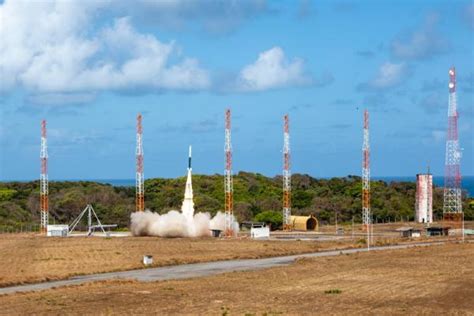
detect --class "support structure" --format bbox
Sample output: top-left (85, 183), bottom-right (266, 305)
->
top-left (224, 109), bottom-right (234, 236)
top-left (40, 120), bottom-right (49, 233)
top-left (443, 67), bottom-right (462, 219)
top-left (282, 114), bottom-right (292, 231)
top-left (68, 204), bottom-right (116, 236)
top-left (362, 110), bottom-right (371, 247)
top-left (136, 114), bottom-right (145, 212)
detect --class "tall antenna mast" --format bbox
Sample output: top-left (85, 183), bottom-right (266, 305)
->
top-left (443, 67), bottom-right (462, 216)
top-left (136, 114), bottom-right (145, 212)
top-left (362, 110), bottom-right (371, 247)
top-left (283, 114), bottom-right (291, 231)
top-left (40, 120), bottom-right (49, 233)
top-left (224, 109), bottom-right (234, 236)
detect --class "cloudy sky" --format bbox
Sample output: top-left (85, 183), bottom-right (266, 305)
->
top-left (0, 0), bottom-right (473, 180)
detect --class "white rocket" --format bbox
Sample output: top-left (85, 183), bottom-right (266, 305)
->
top-left (181, 145), bottom-right (195, 222)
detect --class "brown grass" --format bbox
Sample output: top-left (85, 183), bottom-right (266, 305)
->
top-left (0, 234), bottom-right (364, 287)
top-left (1, 221), bottom-right (471, 288)
top-left (0, 243), bottom-right (472, 315)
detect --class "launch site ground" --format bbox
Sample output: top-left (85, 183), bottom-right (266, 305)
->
top-left (0, 221), bottom-right (473, 287)
top-left (0, 222), bottom-right (472, 288)
top-left (0, 242), bottom-right (472, 315)
top-left (0, 222), bottom-right (474, 287)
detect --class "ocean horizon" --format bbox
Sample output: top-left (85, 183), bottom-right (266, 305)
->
top-left (97, 176), bottom-right (474, 197)
top-left (2, 176), bottom-right (473, 197)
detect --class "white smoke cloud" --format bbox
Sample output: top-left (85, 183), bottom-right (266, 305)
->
top-left (131, 210), bottom-right (239, 238)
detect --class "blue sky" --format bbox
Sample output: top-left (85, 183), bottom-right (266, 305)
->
top-left (0, 0), bottom-right (473, 180)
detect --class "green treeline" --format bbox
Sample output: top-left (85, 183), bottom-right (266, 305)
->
top-left (0, 172), bottom-right (472, 230)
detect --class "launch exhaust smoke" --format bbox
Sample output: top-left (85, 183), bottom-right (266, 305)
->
top-left (131, 145), bottom-right (239, 237)
top-left (130, 210), bottom-right (238, 237)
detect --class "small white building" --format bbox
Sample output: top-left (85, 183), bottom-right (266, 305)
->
top-left (250, 224), bottom-right (270, 239)
top-left (143, 255), bottom-right (153, 266)
top-left (47, 225), bottom-right (69, 237)
top-left (415, 173), bottom-right (433, 223)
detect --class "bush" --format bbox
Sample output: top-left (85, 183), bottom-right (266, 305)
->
top-left (254, 210), bottom-right (282, 230)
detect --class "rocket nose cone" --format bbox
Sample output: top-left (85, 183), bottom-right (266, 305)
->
top-left (188, 146), bottom-right (192, 169)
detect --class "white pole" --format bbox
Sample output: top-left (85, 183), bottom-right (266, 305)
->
top-left (367, 220), bottom-right (370, 251)
top-left (462, 212), bottom-right (465, 243)
top-left (352, 216), bottom-right (354, 240)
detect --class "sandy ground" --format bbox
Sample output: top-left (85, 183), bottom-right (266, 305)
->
top-left (0, 242), bottom-right (471, 315)
top-left (0, 234), bottom-right (366, 287)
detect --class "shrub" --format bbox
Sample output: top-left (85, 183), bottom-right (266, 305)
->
top-left (254, 210), bottom-right (283, 230)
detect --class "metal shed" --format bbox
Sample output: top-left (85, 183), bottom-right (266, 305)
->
top-left (395, 227), bottom-right (421, 238)
top-left (290, 215), bottom-right (319, 231)
top-left (427, 226), bottom-right (449, 236)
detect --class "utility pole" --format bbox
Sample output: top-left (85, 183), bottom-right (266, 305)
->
top-left (352, 216), bottom-right (354, 240)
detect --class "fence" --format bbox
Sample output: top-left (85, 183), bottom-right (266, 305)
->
top-left (0, 224), bottom-right (41, 234)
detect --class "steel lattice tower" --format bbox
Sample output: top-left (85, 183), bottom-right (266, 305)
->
top-left (362, 110), bottom-right (371, 232)
top-left (443, 67), bottom-right (462, 215)
top-left (224, 109), bottom-right (234, 236)
top-left (282, 114), bottom-right (292, 230)
top-left (136, 114), bottom-right (145, 212)
top-left (40, 120), bottom-right (49, 233)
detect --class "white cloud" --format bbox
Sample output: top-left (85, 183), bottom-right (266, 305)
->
top-left (371, 62), bottom-right (407, 88)
top-left (359, 62), bottom-right (409, 91)
top-left (26, 93), bottom-right (97, 106)
top-left (0, 1), bottom-right (210, 99)
top-left (391, 13), bottom-right (449, 60)
top-left (236, 47), bottom-right (311, 92)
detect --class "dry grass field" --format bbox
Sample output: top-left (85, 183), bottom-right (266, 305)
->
top-left (0, 234), bottom-right (365, 287)
top-left (0, 243), bottom-right (472, 315)
top-left (318, 220), bottom-right (474, 235)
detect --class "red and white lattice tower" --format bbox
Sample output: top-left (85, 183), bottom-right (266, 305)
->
top-left (136, 114), bottom-right (145, 212)
top-left (40, 120), bottom-right (49, 233)
top-left (443, 67), bottom-right (462, 215)
top-left (224, 109), bottom-right (234, 236)
top-left (282, 114), bottom-right (292, 230)
top-left (362, 110), bottom-right (371, 232)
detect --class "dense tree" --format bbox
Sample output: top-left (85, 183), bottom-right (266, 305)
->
top-left (0, 173), bottom-right (472, 230)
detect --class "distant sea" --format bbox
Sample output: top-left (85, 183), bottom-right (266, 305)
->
top-left (373, 176), bottom-right (474, 197)
top-left (91, 176), bottom-right (474, 197)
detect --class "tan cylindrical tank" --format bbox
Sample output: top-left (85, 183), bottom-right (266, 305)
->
top-left (290, 215), bottom-right (319, 231)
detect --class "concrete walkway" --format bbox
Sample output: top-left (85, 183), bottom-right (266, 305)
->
top-left (0, 241), bottom-right (454, 295)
